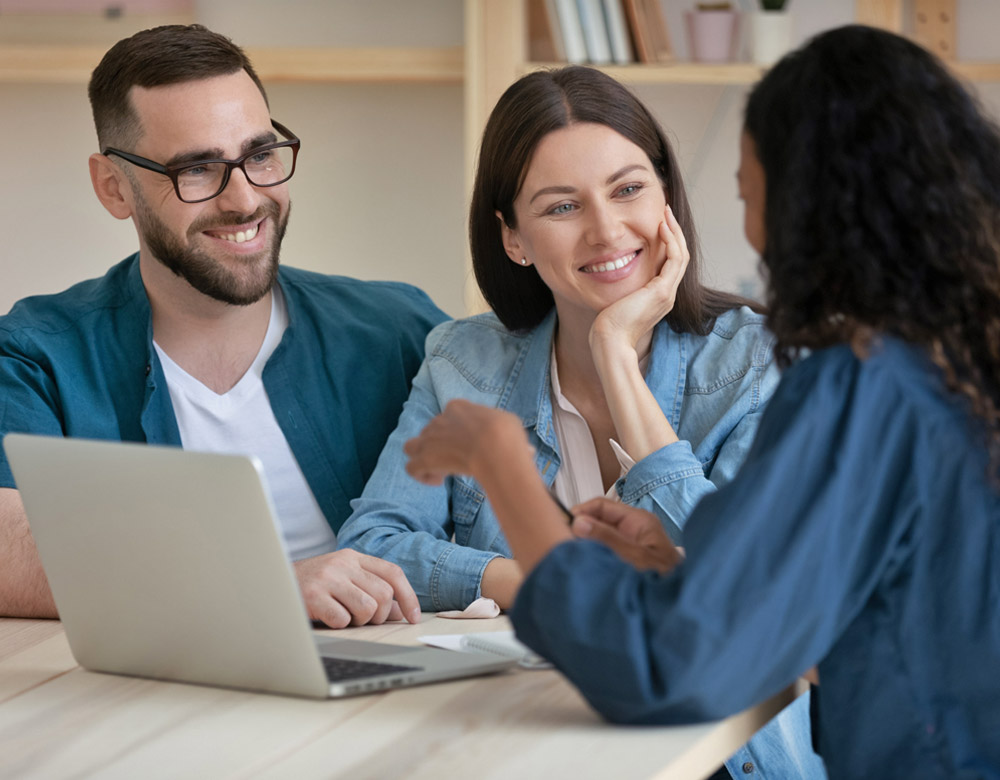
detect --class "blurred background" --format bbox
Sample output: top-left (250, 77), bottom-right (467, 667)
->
top-left (1, 0), bottom-right (997, 318)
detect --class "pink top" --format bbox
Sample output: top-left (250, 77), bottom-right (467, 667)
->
top-left (548, 347), bottom-right (640, 509)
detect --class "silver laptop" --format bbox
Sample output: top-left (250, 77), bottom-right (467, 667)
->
top-left (3, 433), bottom-right (516, 698)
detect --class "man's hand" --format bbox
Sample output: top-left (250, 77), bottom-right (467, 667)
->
top-left (294, 548), bottom-right (421, 629)
top-left (570, 497), bottom-right (683, 574)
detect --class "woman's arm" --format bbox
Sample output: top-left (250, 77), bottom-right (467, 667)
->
top-left (619, 373), bottom-right (775, 539)
top-left (509, 347), bottom-right (916, 725)
top-left (338, 357), bottom-right (506, 611)
top-left (405, 400), bottom-right (573, 574)
top-left (588, 205), bottom-right (688, 460)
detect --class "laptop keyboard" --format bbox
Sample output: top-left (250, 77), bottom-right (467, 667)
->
top-left (321, 655), bottom-right (423, 682)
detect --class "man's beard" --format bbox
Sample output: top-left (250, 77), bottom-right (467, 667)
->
top-left (135, 195), bottom-right (289, 306)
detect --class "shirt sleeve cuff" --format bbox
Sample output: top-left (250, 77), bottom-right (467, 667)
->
top-left (615, 440), bottom-right (713, 537)
top-left (429, 544), bottom-right (505, 611)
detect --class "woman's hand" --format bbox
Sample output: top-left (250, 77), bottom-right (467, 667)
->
top-left (589, 204), bottom-right (691, 356)
top-left (404, 400), bottom-right (532, 486)
top-left (405, 400), bottom-right (573, 576)
top-left (585, 205), bottom-right (689, 462)
top-left (570, 497), bottom-right (684, 574)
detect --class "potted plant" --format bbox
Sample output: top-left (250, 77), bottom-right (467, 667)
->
top-left (752, 0), bottom-right (792, 65)
top-left (687, 2), bottom-right (739, 63)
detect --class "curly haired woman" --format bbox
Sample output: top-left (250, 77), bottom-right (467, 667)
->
top-left (405, 25), bottom-right (1000, 779)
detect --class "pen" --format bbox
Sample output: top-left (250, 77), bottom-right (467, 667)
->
top-left (547, 487), bottom-right (574, 524)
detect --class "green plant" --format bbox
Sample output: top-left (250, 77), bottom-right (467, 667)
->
top-left (761, 0), bottom-right (788, 9)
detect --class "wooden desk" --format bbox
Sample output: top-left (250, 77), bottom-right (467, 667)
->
top-left (0, 616), bottom-right (798, 779)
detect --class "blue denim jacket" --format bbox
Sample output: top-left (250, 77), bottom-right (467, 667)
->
top-left (341, 306), bottom-right (780, 606)
top-left (340, 307), bottom-right (826, 778)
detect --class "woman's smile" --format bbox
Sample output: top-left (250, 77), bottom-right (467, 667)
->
top-left (580, 249), bottom-right (640, 275)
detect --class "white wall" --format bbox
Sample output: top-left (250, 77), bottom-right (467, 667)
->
top-left (651, 0), bottom-right (1000, 299)
top-left (0, 0), bottom-right (468, 316)
top-left (1, 0), bottom-right (998, 316)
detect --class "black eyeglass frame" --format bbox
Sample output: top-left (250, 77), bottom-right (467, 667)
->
top-left (102, 120), bottom-right (300, 204)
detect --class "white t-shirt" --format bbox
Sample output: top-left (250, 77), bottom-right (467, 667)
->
top-left (153, 287), bottom-right (338, 561)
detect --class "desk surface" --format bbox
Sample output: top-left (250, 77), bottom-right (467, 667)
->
top-left (0, 615), bottom-right (795, 780)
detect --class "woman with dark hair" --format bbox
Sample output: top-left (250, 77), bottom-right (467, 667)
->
top-left (340, 66), bottom-right (822, 778)
top-left (404, 25), bottom-right (1000, 778)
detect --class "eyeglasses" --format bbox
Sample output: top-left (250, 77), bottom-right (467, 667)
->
top-left (102, 120), bottom-right (300, 204)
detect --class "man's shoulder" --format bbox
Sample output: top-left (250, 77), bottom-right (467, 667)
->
top-left (0, 256), bottom-right (142, 341)
top-left (275, 268), bottom-right (449, 357)
top-left (277, 267), bottom-right (442, 318)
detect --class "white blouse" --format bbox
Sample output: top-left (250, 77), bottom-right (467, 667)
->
top-left (548, 346), bottom-right (644, 510)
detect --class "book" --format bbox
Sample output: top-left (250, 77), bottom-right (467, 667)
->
top-left (576, 0), bottom-right (613, 64)
top-left (528, 0), bottom-right (566, 62)
top-left (552, 0), bottom-right (589, 64)
top-left (601, 0), bottom-right (635, 64)
top-left (623, 0), bottom-right (674, 63)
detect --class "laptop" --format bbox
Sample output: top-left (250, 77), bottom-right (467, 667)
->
top-left (3, 433), bottom-right (517, 698)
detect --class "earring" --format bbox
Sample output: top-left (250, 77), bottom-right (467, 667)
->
top-left (520, 258), bottom-right (528, 265)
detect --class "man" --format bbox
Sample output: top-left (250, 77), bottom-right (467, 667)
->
top-left (0, 25), bottom-right (448, 627)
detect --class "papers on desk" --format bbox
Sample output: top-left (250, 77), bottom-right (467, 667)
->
top-left (419, 630), bottom-right (552, 670)
top-left (436, 596), bottom-right (501, 619)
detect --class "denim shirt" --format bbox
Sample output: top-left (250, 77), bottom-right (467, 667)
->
top-left (341, 306), bottom-right (779, 606)
top-left (340, 307), bottom-right (826, 778)
top-left (513, 338), bottom-right (1000, 777)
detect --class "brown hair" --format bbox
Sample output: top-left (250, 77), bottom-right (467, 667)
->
top-left (469, 65), bottom-right (759, 333)
top-left (88, 24), bottom-right (267, 150)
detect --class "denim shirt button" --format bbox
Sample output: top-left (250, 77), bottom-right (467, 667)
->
top-left (741, 762), bottom-right (755, 774)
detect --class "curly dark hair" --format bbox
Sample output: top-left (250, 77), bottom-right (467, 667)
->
top-left (744, 24), bottom-right (1000, 475)
top-left (470, 65), bottom-right (759, 333)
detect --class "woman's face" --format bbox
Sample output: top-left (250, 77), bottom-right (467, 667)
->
top-left (738, 131), bottom-right (766, 254)
top-left (499, 122), bottom-right (669, 323)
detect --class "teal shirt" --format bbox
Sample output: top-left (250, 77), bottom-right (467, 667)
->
top-left (0, 254), bottom-right (448, 533)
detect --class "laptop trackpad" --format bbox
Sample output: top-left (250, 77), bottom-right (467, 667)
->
top-left (315, 638), bottom-right (424, 659)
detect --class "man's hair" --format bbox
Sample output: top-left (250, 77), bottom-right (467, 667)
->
top-left (469, 65), bottom-right (760, 334)
top-left (88, 24), bottom-right (268, 150)
top-left (745, 24), bottom-right (1000, 477)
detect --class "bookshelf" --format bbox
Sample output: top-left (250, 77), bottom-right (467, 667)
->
top-left (461, 0), bottom-right (1000, 311)
top-left (3, 5), bottom-right (995, 101)
top-left (466, 0), bottom-right (1000, 145)
top-left (464, 0), bottom-right (1000, 166)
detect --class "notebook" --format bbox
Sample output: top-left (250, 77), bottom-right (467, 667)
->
top-left (419, 630), bottom-right (553, 670)
top-left (3, 433), bottom-right (517, 698)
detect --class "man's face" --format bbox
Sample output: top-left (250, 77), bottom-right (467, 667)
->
top-left (124, 70), bottom-right (291, 306)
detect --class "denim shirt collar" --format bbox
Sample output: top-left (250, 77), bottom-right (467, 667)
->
top-left (644, 321), bottom-right (686, 430)
top-left (501, 310), bottom-right (560, 457)
top-left (499, 309), bottom-right (688, 461)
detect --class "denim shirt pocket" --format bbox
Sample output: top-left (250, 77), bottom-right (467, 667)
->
top-left (451, 475), bottom-right (512, 556)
